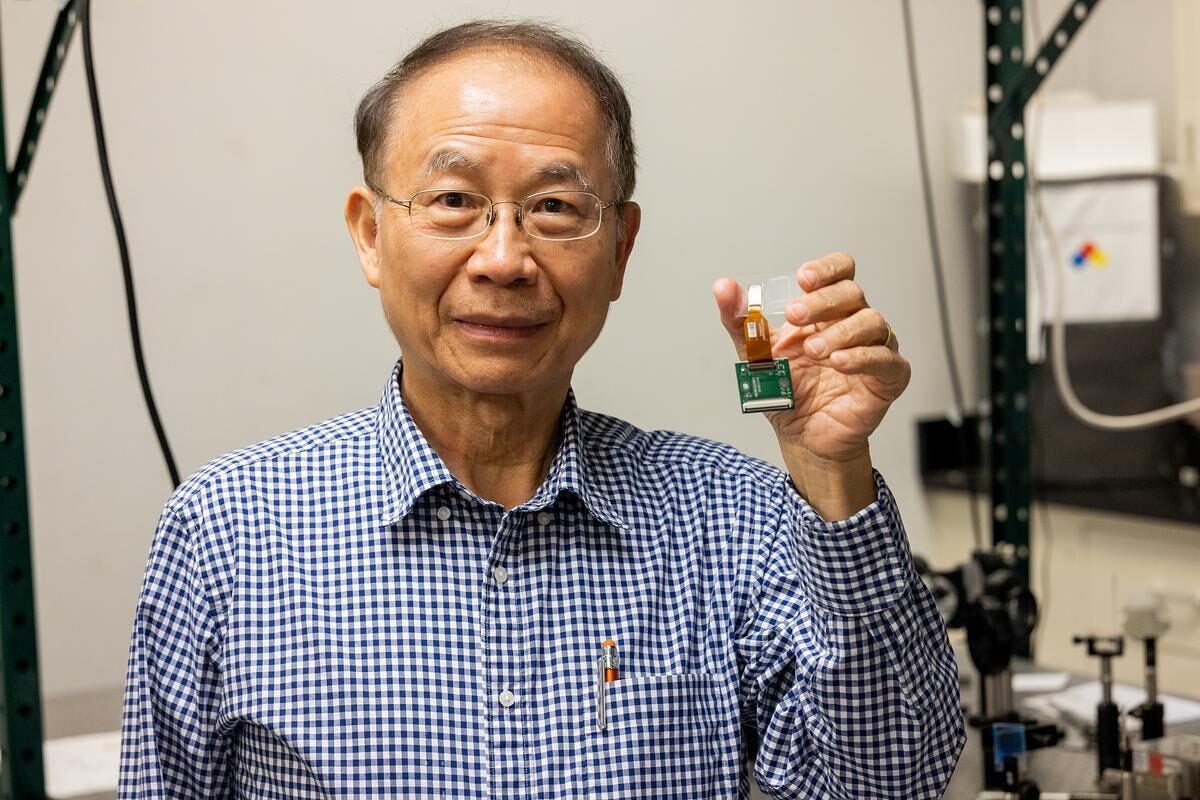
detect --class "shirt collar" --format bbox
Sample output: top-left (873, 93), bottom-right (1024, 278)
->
top-left (376, 359), bottom-right (628, 530)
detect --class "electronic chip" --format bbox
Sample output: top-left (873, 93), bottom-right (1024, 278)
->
top-left (735, 358), bottom-right (794, 413)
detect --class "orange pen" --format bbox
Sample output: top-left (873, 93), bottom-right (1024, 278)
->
top-left (601, 640), bottom-right (619, 682)
top-left (596, 639), bottom-right (619, 730)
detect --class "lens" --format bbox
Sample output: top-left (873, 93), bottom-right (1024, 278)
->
top-left (409, 190), bottom-right (489, 239)
top-left (523, 191), bottom-right (602, 240)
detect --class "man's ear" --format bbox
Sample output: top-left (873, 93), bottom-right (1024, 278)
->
top-left (609, 201), bottom-right (641, 301)
top-left (345, 186), bottom-right (382, 288)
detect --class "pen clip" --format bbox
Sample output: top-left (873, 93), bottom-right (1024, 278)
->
top-left (596, 655), bottom-right (607, 731)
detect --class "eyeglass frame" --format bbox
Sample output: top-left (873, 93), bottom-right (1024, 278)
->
top-left (368, 184), bottom-right (620, 242)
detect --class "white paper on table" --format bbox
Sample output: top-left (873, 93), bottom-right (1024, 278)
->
top-left (42, 731), bottom-right (120, 798)
top-left (1022, 680), bottom-right (1200, 731)
top-left (1012, 671), bottom-right (1071, 693)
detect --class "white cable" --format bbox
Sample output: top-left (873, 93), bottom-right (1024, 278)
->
top-left (1028, 155), bottom-right (1200, 430)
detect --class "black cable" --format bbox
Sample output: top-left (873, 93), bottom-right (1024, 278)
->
top-left (80, 0), bottom-right (181, 488)
top-left (900, 0), bottom-right (983, 550)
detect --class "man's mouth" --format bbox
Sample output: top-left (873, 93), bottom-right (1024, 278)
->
top-left (453, 314), bottom-right (549, 342)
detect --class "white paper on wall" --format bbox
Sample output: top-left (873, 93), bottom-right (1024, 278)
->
top-left (954, 97), bottom-right (1162, 363)
top-left (1026, 179), bottom-right (1160, 362)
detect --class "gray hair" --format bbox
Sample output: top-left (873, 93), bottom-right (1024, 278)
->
top-left (354, 19), bottom-right (638, 204)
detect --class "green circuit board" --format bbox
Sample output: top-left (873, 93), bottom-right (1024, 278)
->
top-left (734, 358), bottom-right (794, 414)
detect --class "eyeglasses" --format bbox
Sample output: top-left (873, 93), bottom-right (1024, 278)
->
top-left (371, 187), bottom-right (617, 242)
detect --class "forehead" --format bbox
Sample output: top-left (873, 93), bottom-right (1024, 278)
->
top-left (383, 49), bottom-right (609, 188)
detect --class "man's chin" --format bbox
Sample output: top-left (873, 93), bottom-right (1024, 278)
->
top-left (443, 354), bottom-right (569, 399)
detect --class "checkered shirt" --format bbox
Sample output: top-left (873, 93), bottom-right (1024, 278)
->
top-left (119, 360), bottom-right (964, 799)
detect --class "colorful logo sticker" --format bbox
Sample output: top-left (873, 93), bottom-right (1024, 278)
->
top-left (1071, 241), bottom-right (1108, 269)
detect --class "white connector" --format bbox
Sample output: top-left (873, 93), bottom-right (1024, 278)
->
top-left (1121, 593), bottom-right (1170, 640)
top-left (1145, 585), bottom-right (1200, 629)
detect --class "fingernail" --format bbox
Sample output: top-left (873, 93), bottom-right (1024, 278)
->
top-left (801, 269), bottom-right (818, 286)
top-left (807, 336), bottom-right (827, 357)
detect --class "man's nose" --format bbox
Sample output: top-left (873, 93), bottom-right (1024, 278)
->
top-left (465, 202), bottom-right (537, 285)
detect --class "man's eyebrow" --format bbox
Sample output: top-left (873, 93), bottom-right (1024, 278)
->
top-left (423, 149), bottom-right (484, 175)
top-left (422, 151), bottom-right (596, 193)
top-left (535, 162), bottom-right (594, 193)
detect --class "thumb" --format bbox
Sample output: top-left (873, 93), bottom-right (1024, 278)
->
top-left (712, 278), bottom-right (748, 360)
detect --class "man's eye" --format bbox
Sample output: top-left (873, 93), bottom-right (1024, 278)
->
top-left (534, 196), bottom-right (575, 214)
top-left (438, 192), bottom-right (472, 209)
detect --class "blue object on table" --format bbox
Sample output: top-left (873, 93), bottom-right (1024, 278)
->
top-left (991, 722), bottom-right (1028, 771)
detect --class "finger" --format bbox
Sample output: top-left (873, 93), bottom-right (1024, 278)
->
top-left (802, 307), bottom-right (889, 359)
top-left (786, 279), bottom-right (867, 326)
top-left (828, 346), bottom-right (911, 387)
top-left (885, 322), bottom-right (901, 352)
top-left (774, 320), bottom-right (820, 353)
top-left (797, 252), bottom-right (856, 292)
top-left (712, 278), bottom-right (749, 359)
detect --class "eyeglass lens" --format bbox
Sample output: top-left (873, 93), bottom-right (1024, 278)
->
top-left (407, 190), bottom-right (604, 240)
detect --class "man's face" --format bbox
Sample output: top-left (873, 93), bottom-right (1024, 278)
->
top-left (347, 49), bottom-right (640, 400)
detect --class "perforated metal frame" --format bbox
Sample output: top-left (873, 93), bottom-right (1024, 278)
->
top-left (0, 2), bottom-right (79, 797)
top-left (983, 0), bottom-right (1100, 658)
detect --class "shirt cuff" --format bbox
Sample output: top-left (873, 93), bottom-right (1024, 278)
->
top-left (788, 469), bottom-right (915, 617)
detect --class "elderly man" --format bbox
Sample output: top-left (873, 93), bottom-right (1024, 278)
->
top-left (120, 19), bottom-right (964, 800)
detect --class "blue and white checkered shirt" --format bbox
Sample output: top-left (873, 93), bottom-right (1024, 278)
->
top-left (120, 360), bottom-right (964, 799)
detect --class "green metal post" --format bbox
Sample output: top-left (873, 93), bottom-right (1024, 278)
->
top-left (985, 0), bottom-right (1032, 589)
top-left (984, 0), bottom-right (1100, 656)
top-left (0, 47), bottom-right (48, 800)
top-left (1, 3), bottom-right (79, 797)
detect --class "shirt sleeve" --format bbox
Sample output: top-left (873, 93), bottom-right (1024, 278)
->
top-left (118, 497), bottom-right (232, 798)
top-left (734, 470), bottom-right (965, 799)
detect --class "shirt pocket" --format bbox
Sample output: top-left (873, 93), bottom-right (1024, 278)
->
top-left (233, 723), bottom-right (326, 800)
top-left (585, 673), bottom-right (738, 800)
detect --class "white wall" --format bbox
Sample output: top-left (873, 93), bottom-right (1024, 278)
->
top-left (1, 0), bottom-right (1190, 712)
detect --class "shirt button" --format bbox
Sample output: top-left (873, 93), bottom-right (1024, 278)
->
top-left (536, 511), bottom-right (552, 526)
top-left (493, 566), bottom-right (509, 585)
top-left (436, 506), bottom-right (452, 521)
top-left (498, 690), bottom-right (517, 708)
